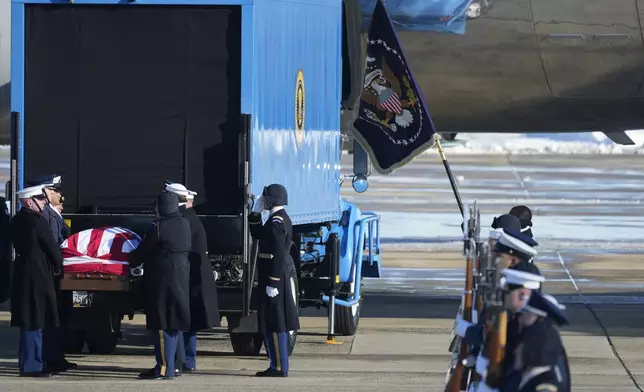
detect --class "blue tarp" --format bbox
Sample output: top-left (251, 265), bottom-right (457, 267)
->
top-left (359, 0), bottom-right (473, 35)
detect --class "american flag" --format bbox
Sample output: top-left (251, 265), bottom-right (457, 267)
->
top-left (379, 90), bottom-right (403, 114)
top-left (61, 227), bottom-right (141, 276)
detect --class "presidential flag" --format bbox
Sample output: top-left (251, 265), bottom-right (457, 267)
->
top-left (352, 0), bottom-right (437, 175)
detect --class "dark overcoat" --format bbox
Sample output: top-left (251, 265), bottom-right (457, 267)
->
top-left (249, 208), bottom-right (299, 334)
top-left (130, 193), bottom-right (191, 331)
top-left (10, 207), bottom-right (63, 330)
top-left (179, 205), bottom-right (220, 330)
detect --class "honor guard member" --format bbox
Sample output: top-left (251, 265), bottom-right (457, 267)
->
top-left (495, 228), bottom-right (541, 275)
top-left (472, 266), bottom-right (545, 392)
top-left (509, 206), bottom-right (534, 239)
top-left (130, 192), bottom-right (192, 380)
top-left (249, 184), bottom-right (300, 377)
top-left (488, 214), bottom-right (522, 248)
top-left (164, 182), bottom-right (220, 374)
top-left (28, 175), bottom-right (70, 245)
top-left (10, 185), bottom-right (65, 377)
top-left (454, 214), bottom-right (524, 356)
top-left (27, 175), bottom-right (76, 372)
top-left (457, 225), bottom-right (540, 349)
top-left (513, 292), bottom-right (571, 392)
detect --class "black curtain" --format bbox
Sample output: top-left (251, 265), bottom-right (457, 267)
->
top-left (24, 5), bottom-right (242, 215)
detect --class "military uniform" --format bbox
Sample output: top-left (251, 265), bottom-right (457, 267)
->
top-left (511, 291), bottom-right (571, 392)
top-left (10, 185), bottom-right (63, 377)
top-left (130, 192), bottom-right (192, 380)
top-left (27, 175), bottom-right (76, 372)
top-left (465, 230), bottom-right (544, 392)
top-left (249, 184), bottom-right (300, 377)
top-left (164, 182), bottom-right (220, 374)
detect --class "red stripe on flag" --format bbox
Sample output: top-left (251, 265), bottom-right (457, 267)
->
top-left (86, 229), bottom-right (105, 259)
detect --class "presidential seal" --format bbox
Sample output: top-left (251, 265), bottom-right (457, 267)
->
top-left (295, 69), bottom-right (306, 146)
top-left (361, 57), bottom-right (418, 135)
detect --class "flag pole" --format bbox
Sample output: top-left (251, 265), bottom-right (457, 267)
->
top-left (433, 134), bottom-right (464, 217)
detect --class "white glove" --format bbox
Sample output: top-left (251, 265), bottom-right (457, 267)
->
top-left (266, 286), bottom-right (279, 298)
top-left (473, 382), bottom-right (498, 392)
top-left (472, 309), bottom-right (478, 324)
top-left (475, 352), bottom-right (490, 379)
top-left (455, 314), bottom-right (474, 338)
top-left (252, 195), bottom-right (265, 213)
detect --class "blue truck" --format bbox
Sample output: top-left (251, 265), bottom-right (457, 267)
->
top-left (7, 0), bottom-right (381, 356)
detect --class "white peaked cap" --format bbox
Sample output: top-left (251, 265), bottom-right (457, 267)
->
top-left (165, 182), bottom-right (197, 199)
top-left (542, 293), bottom-right (566, 310)
top-left (488, 228), bottom-right (503, 240)
top-left (501, 268), bottom-right (545, 290)
top-left (17, 185), bottom-right (45, 199)
top-left (497, 231), bottom-right (538, 257)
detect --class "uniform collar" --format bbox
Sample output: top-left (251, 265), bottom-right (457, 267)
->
top-left (48, 203), bottom-right (62, 218)
top-left (519, 366), bottom-right (551, 390)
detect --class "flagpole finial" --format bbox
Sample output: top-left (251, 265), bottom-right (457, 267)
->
top-left (433, 133), bottom-right (447, 161)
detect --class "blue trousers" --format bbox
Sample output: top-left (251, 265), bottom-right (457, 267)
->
top-left (152, 330), bottom-right (179, 377)
top-left (19, 329), bottom-right (44, 374)
top-left (42, 327), bottom-right (64, 364)
top-left (265, 331), bottom-right (289, 374)
top-left (176, 331), bottom-right (197, 369)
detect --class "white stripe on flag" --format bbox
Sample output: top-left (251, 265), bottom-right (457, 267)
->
top-left (76, 230), bottom-right (93, 255)
top-left (63, 256), bottom-right (129, 265)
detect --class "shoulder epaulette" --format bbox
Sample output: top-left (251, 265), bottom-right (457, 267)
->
top-left (535, 383), bottom-right (558, 392)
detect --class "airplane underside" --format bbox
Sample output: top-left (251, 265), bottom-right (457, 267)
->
top-left (3, 0), bottom-right (644, 145)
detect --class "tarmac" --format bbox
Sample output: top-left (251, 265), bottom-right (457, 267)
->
top-left (0, 153), bottom-right (643, 391)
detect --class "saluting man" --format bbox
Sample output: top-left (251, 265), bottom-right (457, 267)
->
top-left (10, 185), bottom-right (64, 377)
top-left (130, 192), bottom-right (191, 380)
top-left (249, 184), bottom-right (300, 377)
top-left (27, 174), bottom-right (76, 372)
top-left (164, 182), bottom-right (220, 374)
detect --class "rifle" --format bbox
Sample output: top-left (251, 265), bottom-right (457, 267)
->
top-left (478, 256), bottom-right (508, 389)
top-left (445, 205), bottom-right (478, 392)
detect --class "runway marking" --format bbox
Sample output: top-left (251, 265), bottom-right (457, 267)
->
top-left (556, 251), bottom-right (643, 392)
top-left (511, 165), bottom-right (531, 199)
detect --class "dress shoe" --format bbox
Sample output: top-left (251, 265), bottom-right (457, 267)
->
top-left (61, 360), bottom-right (78, 370)
top-left (255, 368), bottom-right (287, 377)
top-left (174, 369), bottom-right (182, 377)
top-left (20, 371), bottom-right (52, 378)
top-left (182, 366), bottom-right (196, 373)
top-left (138, 367), bottom-right (175, 380)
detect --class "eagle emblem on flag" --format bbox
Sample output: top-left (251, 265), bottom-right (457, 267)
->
top-left (360, 55), bottom-right (419, 133)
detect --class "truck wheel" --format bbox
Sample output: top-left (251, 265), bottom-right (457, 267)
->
top-left (230, 333), bottom-right (264, 356)
top-left (64, 330), bottom-right (86, 354)
top-left (287, 330), bottom-right (297, 357)
top-left (86, 331), bottom-right (119, 355)
top-left (334, 299), bottom-right (361, 336)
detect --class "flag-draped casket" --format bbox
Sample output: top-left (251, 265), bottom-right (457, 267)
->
top-left (61, 227), bottom-right (141, 276)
